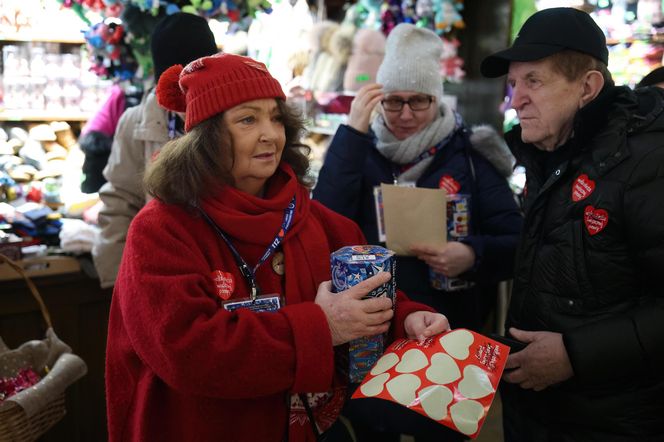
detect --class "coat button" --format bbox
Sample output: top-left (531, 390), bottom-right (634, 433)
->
top-left (568, 299), bottom-right (574, 306)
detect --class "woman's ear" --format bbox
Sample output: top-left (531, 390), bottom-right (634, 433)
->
top-left (580, 70), bottom-right (605, 107)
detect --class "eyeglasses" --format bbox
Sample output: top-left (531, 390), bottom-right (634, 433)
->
top-left (381, 95), bottom-right (434, 112)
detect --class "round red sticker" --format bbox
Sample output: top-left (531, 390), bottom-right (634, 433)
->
top-left (211, 270), bottom-right (235, 300)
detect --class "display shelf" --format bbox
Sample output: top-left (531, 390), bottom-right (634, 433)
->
top-left (0, 109), bottom-right (91, 122)
top-left (0, 33), bottom-right (85, 44)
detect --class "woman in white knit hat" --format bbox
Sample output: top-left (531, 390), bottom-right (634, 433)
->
top-left (314, 23), bottom-right (523, 441)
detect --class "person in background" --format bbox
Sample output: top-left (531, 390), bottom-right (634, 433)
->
top-left (92, 12), bottom-right (218, 288)
top-left (636, 65), bottom-right (664, 89)
top-left (480, 7), bottom-right (664, 441)
top-left (78, 3), bottom-right (159, 193)
top-left (105, 52), bottom-right (449, 442)
top-left (313, 22), bottom-right (523, 441)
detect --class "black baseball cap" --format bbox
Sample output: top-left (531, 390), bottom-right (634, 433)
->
top-left (481, 7), bottom-right (609, 78)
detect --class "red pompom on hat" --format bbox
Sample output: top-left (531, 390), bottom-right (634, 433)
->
top-left (155, 53), bottom-right (286, 132)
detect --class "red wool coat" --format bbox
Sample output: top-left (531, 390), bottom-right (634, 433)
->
top-left (106, 164), bottom-right (431, 441)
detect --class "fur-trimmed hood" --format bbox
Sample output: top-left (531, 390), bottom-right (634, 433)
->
top-left (469, 124), bottom-right (515, 177)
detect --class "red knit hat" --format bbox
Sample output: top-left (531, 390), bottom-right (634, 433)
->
top-left (156, 53), bottom-right (286, 132)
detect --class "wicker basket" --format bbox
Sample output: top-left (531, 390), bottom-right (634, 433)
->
top-left (0, 395), bottom-right (65, 442)
top-left (0, 254), bottom-right (83, 441)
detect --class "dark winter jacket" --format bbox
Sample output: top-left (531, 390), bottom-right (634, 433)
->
top-left (313, 123), bottom-right (523, 330)
top-left (505, 86), bottom-right (664, 439)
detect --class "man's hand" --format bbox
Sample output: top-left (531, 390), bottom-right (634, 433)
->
top-left (404, 311), bottom-right (450, 342)
top-left (315, 272), bottom-right (394, 346)
top-left (410, 242), bottom-right (475, 277)
top-left (348, 83), bottom-right (384, 134)
top-left (502, 328), bottom-right (574, 391)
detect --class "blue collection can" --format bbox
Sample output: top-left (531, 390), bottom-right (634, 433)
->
top-left (429, 194), bottom-right (474, 291)
top-left (331, 245), bottom-right (396, 383)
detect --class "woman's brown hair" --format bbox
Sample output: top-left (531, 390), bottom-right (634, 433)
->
top-left (144, 99), bottom-right (311, 205)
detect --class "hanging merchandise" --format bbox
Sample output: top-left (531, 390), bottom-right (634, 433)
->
top-left (83, 18), bottom-right (138, 81)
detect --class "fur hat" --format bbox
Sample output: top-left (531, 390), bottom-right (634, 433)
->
top-left (343, 29), bottom-right (386, 92)
top-left (376, 23), bottom-right (443, 99)
top-left (156, 53), bottom-right (286, 132)
top-left (150, 13), bottom-right (218, 82)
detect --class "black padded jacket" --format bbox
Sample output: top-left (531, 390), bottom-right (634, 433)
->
top-left (505, 85), bottom-right (664, 439)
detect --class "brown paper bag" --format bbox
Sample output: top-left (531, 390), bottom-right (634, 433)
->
top-left (381, 184), bottom-right (447, 256)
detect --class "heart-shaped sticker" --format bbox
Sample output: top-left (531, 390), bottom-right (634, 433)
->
top-left (386, 374), bottom-right (421, 406)
top-left (211, 270), bottom-right (235, 300)
top-left (425, 352), bottom-right (461, 385)
top-left (370, 353), bottom-right (399, 375)
top-left (450, 399), bottom-right (485, 436)
top-left (360, 373), bottom-right (390, 397)
top-left (439, 329), bottom-right (474, 360)
top-left (572, 174), bottom-right (595, 202)
top-left (418, 385), bottom-right (453, 421)
top-left (457, 365), bottom-right (495, 399)
top-left (395, 349), bottom-right (429, 373)
top-left (584, 205), bottom-right (608, 236)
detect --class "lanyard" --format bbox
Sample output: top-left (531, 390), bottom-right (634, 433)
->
top-left (398, 112), bottom-right (464, 174)
top-left (197, 196), bottom-right (296, 301)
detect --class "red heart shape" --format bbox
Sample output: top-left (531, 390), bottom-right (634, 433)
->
top-left (210, 270), bottom-right (235, 300)
top-left (584, 205), bottom-right (608, 236)
top-left (572, 174), bottom-right (595, 202)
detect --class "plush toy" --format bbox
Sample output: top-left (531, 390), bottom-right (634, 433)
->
top-left (84, 18), bottom-right (138, 81)
top-left (433, 0), bottom-right (464, 35)
top-left (381, 0), bottom-right (403, 35)
top-left (440, 36), bottom-right (464, 82)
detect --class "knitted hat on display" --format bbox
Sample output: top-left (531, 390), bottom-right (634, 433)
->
top-left (150, 12), bottom-right (218, 82)
top-left (156, 53), bottom-right (286, 132)
top-left (376, 23), bottom-right (444, 99)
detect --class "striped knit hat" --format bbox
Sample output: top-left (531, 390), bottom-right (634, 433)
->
top-left (156, 53), bottom-right (286, 132)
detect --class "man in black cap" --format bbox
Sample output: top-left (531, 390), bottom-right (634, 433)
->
top-left (94, 13), bottom-right (218, 289)
top-left (481, 7), bottom-right (664, 441)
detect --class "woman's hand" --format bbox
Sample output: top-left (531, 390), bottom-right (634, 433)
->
top-left (404, 311), bottom-right (450, 342)
top-left (348, 83), bottom-right (384, 134)
top-left (315, 272), bottom-right (394, 346)
top-left (411, 242), bottom-right (476, 277)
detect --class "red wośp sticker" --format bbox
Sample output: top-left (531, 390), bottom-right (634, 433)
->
top-left (211, 270), bottom-right (235, 300)
top-left (584, 205), bottom-right (608, 236)
top-left (572, 174), bottom-right (595, 202)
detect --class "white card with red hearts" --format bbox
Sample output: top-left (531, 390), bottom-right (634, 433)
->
top-left (351, 328), bottom-right (509, 439)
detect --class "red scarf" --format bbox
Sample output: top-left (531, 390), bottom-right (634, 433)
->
top-left (200, 163), bottom-right (346, 440)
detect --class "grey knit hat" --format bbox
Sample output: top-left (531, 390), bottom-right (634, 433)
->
top-left (376, 23), bottom-right (444, 99)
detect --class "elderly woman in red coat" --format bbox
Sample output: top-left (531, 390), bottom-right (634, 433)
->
top-left (105, 53), bottom-right (449, 442)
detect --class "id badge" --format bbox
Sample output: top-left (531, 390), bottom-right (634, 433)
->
top-left (373, 182), bottom-right (416, 243)
top-left (223, 294), bottom-right (284, 313)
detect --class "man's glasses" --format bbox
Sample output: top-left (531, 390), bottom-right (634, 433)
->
top-left (381, 95), bottom-right (434, 112)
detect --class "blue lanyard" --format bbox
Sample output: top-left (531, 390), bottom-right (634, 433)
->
top-left (197, 196), bottom-right (296, 301)
top-left (398, 112), bottom-right (464, 174)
